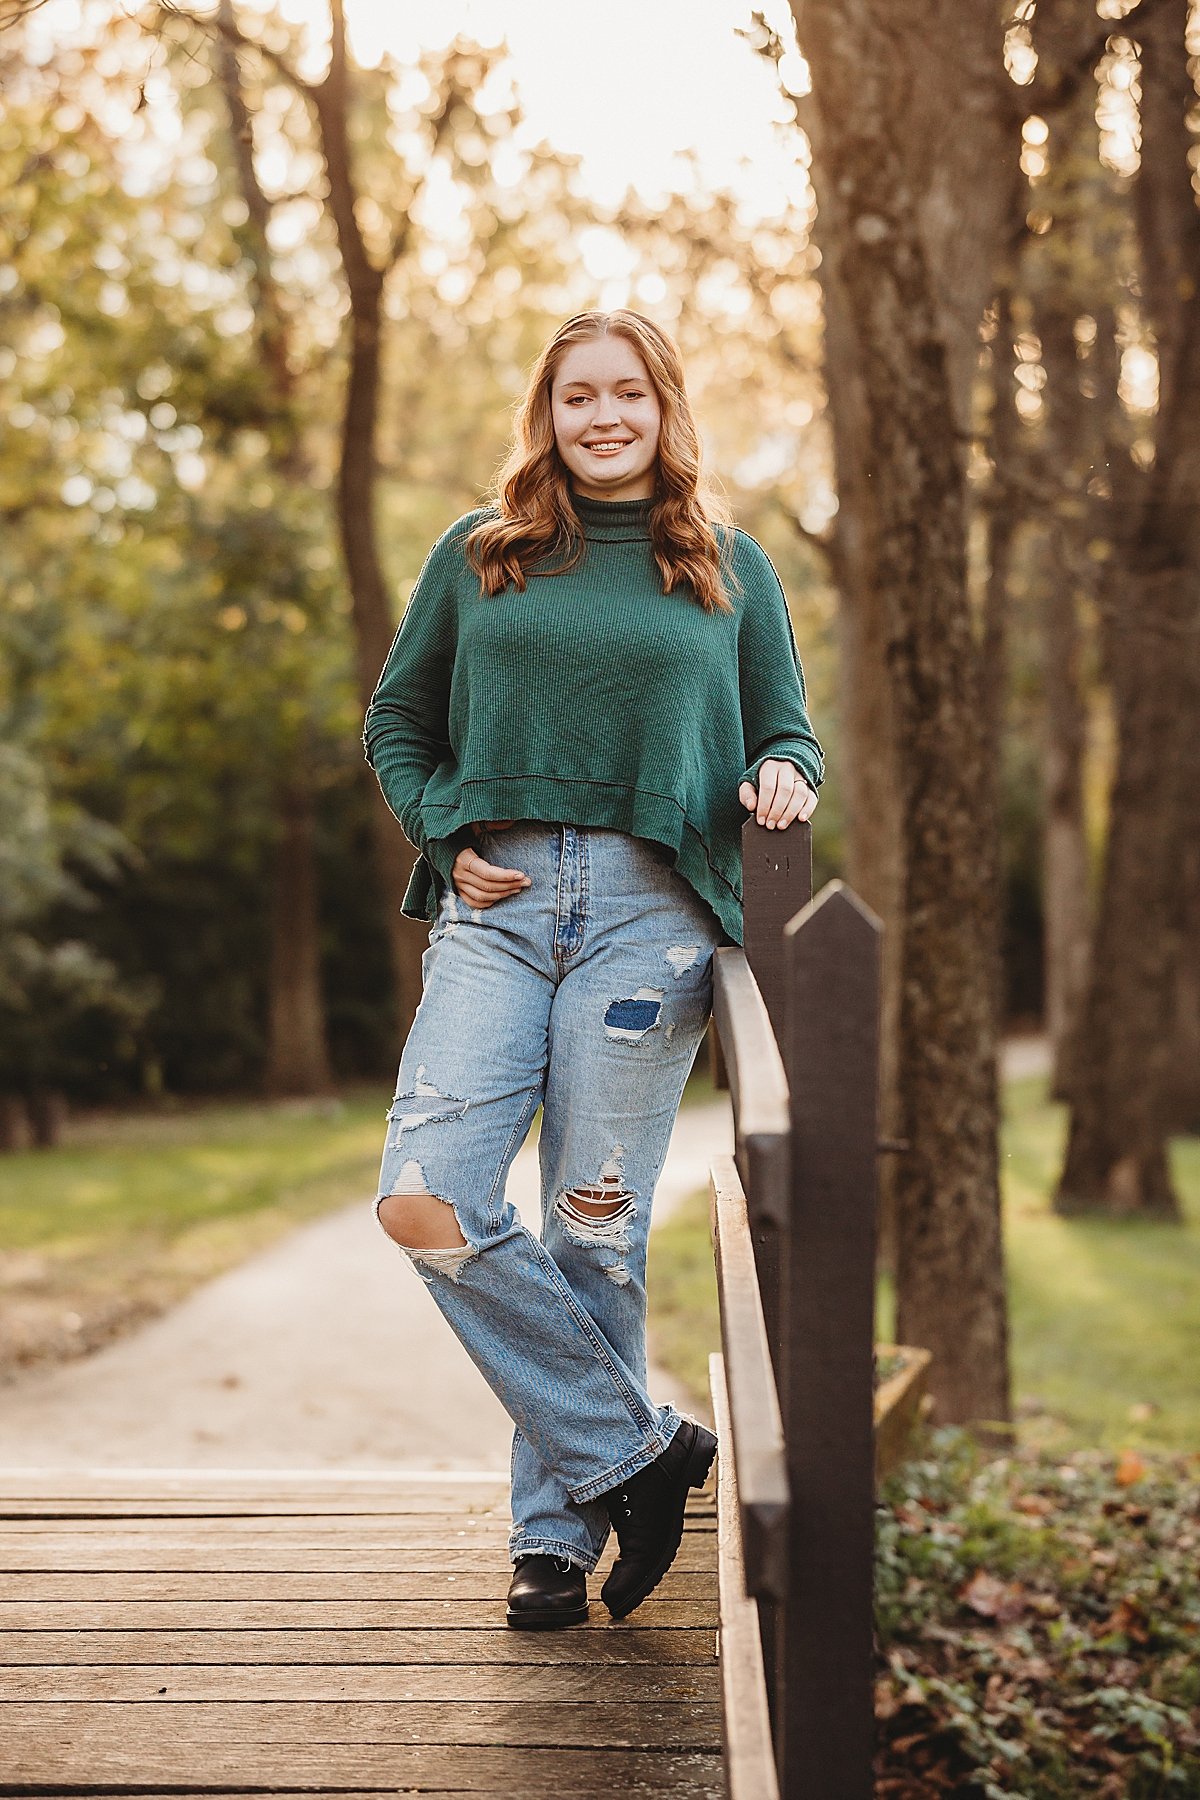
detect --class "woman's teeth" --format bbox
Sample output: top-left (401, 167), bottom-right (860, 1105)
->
top-left (585, 441), bottom-right (630, 454)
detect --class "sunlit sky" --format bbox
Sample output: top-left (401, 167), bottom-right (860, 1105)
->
top-left (247, 0), bottom-right (810, 214)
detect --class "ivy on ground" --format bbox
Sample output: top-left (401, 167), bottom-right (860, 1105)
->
top-left (875, 1428), bottom-right (1200, 1798)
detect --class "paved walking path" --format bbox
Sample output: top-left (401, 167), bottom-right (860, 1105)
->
top-left (0, 1100), bottom-right (733, 1472)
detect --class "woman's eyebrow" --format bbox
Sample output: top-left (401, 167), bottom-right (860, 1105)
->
top-left (558, 375), bottom-right (646, 391)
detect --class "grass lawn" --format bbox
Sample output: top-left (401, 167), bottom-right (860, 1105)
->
top-left (0, 1087), bottom-right (389, 1376)
top-left (649, 1073), bottom-right (1200, 1454)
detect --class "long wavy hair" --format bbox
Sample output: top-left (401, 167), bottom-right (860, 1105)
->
top-left (465, 310), bottom-right (735, 613)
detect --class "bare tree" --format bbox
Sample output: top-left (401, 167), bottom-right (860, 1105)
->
top-left (1057, 0), bottom-right (1200, 1217)
top-left (213, 0), bottom-right (333, 1094)
top-left (785, 0), bottom-right (1022, 1425)
top-left (160, 0), bottom-right (469, 1038)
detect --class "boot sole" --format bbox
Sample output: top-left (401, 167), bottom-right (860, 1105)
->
top-left (602, 1423), bottom-right (718, 1621)
top-left (506, 1602), bottom-right (589, 1630)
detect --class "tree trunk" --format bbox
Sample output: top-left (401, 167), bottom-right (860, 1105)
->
top-left (216, 0), bottom-right (338, 1092)
top-left (210, 0), bottom-right (423, 1046)
top-left (263, 784), bottom-right (333, 1095)
top-left (313, 2), bottom-right (423, 1041)
top-left (0, 1095), bottom-right (30, 1153)
top-left (27, 1089), bottom-right (67, 1149)
top-left (1036, 307), bottom-right (1093, 1099)
top-left (793, 0), bottom-right (1015, 1427)
top-left (1055, 576), bottom-right (1191, 1216)
top-left (1168, 848), bottom-right (1200, 1131)
top-left (806, 199), bottom-right (905, 1281)
top-left (1056, 0), bottom-right (1200, 1217)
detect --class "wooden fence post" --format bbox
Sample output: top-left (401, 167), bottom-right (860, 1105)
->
top-left (742, 819), bottom-right (813, 1045)
top-left (739, 818), bottom-right (813, 1365)
top-left (739, 819), bottom-right (814, 1755)
top-left (780, 881), bottom-right (881, 1800)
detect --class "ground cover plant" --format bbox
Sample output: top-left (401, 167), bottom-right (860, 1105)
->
top-left (875, 1430), bottom-right (1199, 1797)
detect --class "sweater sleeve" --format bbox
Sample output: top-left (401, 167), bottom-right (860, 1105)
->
top-left (362, 526), bottom-right (466, 887)
top-left (734, 533), bottom-right (825, 796)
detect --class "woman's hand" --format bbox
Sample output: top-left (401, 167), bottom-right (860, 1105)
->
top-left (452, 826), bottom-right (531, 908)
top-left (738, 760), bottom-right (818, 830)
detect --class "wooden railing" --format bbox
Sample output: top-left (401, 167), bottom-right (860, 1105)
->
top-left (708, 817), bottom-right (882, 1800)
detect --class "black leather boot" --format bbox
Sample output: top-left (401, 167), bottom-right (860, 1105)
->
top-left (506, 1553), bottom-right (589, 1629)
top-left (599, 1418), bottom-right (718, 1620)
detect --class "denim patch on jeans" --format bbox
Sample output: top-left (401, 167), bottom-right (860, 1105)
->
top-left (372, 823), bottom-right (730, 1571)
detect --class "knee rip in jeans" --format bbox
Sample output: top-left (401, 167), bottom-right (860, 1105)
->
top-left (555, 1145), bottom-right (637, 1287)
top-left (375, 1160), bottom-right (477, 1283)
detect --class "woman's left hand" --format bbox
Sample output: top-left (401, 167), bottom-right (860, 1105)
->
top-left (738, 760), bottom-right (818, 830)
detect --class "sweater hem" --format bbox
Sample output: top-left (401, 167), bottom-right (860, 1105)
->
top-left (399, 776), bottom-right (746, 945)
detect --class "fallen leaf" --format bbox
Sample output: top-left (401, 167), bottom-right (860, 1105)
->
top-left (959, 1568), bottom-right (1028, 1623)
top-left (1094, 1594), bottom-right (1150, 1643)
top-left (1115, 1449), bottom-right (1147, 1487)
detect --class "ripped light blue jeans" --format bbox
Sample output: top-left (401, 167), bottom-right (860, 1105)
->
top-left (372, 823), bottom-right (729, 1572)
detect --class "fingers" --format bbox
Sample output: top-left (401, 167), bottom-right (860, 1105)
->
top-left (450, 845), bottom-right (531, 909)
top-left (740, 761), bottom-right (819, 829)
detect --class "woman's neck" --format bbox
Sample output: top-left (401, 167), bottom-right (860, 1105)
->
top-left (569, 489), bottom-right (654, 542)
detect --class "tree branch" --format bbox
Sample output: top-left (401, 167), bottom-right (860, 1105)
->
top-left (155, 0), bottom-right (315, 97)
top-left (771, 492), bottom-right (839, 568)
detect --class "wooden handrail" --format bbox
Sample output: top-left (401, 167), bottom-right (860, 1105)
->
top-left (709, 1351), bottom-right (782, 1800)
top-left (711, 946), bottom-right (790, 1367)
top-left (710, 947), bottom-right (789, 1157)
top-left (709, 1154), bottom-right (788, 1600)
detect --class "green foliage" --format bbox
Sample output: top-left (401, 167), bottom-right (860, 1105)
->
top-left (0, 742), bottom-right (148, 1093)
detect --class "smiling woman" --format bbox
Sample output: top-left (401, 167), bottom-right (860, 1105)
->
top-left (361, 306), bottom-right (823, 1631)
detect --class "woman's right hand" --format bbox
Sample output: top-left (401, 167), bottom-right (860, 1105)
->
top-left (451, 828), bottom-right (531, 909)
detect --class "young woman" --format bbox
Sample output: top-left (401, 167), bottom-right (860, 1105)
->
top-left (363, 308), bottom-right (822, 1629)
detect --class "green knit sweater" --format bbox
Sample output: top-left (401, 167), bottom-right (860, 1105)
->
top-left (363, 492), bottom-right (823, 945)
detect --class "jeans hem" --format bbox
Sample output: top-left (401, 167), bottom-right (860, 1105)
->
top-left (567, 1407), bottom-right (683, 1505)
top-left (509, 1536), bottom-right (599, 1574)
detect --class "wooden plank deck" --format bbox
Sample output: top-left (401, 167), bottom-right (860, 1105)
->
top-left (0, 1470), bottom-right (721, 1798)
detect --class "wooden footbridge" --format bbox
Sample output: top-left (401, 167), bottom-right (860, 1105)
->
top-left (0, 1469), bottom-right (721, 1796)
top-left (1, 821), bottom-right (896, 1799)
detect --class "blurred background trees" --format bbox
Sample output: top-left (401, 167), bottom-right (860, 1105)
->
top-left (2, 0), bottom-right (1197, 1424)
top-left (1, 0), bottom-right (832, 1133)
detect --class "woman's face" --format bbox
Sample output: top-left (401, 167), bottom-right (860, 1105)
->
top-left (550, 335), bottom-right (662, 501)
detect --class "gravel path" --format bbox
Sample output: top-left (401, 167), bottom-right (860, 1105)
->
top-left (0, 1099), bottom-right (733, 1473)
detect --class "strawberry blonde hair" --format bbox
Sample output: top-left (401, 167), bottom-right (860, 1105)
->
top-left (465, 309), bottom-right (735, 613)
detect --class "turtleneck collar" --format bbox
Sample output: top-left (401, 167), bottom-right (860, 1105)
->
top-left (569, 490), bottom-right (654, 542)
